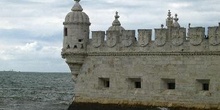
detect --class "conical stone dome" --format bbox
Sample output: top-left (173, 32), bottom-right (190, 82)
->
top-left (64, 0), bottom-right (90, 25)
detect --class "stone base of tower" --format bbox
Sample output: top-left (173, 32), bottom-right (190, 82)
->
top-left (67, 102), bottom-right (159, 110)
top-left (67, 98), bottom-right (220, 110)
top-left (67, 102), bottom-right (220, 110)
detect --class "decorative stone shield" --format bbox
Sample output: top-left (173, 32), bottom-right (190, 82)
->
top-left (138, 29), bottom-right (152, 47)
top-left (208, 27), bottom-right (220, 46)
top-left (107, 31), bottom-right (119, 48)
top-left (121, 30), bottom-right (135, 47)
top-left (171, 28), bottom-right (186, 46)
top-left (189, 27), bottom-right (205, 46)
top-left (155, 29), bottom-right (167, 47)
top-left (92, 31), bottom-right (105, 48)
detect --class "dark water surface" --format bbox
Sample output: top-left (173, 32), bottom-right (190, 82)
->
top-left (0, 72), bottom-right (74, 110)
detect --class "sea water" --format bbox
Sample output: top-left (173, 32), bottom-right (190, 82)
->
top-left (0, 72), bottom-right (74, 110)
top-left (0, 72), bottom-right (169, 110)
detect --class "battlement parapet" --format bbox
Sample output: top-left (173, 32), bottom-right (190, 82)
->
top-left (88, 25), bottom-right (220, 52)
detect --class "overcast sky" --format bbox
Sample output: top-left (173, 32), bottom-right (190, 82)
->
top-left (0, 0), bottom-right (220, 72)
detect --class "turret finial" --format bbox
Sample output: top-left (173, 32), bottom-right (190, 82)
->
top-left (166, 10), bottom-right (173, 28)
top-left (108, 11), bottom-right (125, 31)
top-left (172, 13), bottom-right (181, 28)
top-left (72, 0), bottom-right (83, 11)
top-left (112, 11), bottom-right (121, 26)
top-left (115, 11), bottom-right (120, 19)
top-left (168, 10), bottom-right (171, 18)
top-left (174, 14), bottom-right (179, 22)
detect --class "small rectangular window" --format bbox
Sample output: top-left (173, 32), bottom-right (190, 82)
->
top-left (168, 82), bottom-right (175, 90)
top-left (135, 81), bottom-right (141, 88)
top-left (128, 78), bottom-right (142, 89)
top-left (99, 78), bottom-right (110, 88)
top-left (104, 80), bottom-right (110, 88)
top-left (203, 83), bottom-right (209, 91)
top-left (64, 27), bottom-right (67, 36)
top-left (196, 79), bottom-right (210, 91)
top-left (161, 78), bottom-right (175, 90)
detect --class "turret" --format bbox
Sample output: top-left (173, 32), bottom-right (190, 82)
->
top-left (63, 0), bottom-right (90, 51)
top-left (62, 0), bottom-right (90, 82)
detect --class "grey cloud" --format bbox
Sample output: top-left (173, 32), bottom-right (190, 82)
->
top-left (1, 0), bottom-right (220, 72)
top-left (0, 29), bottom-right (62, 44)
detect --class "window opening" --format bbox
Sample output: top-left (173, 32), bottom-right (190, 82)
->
top-left (128, 78), bottom-right (142, 89)
top-left (161, 78), bottom-right (176, 90)
top-left (104, 80), bottom-right (110, 88)
top-left (203, 83), bottom-right (209, 91)
top-left (99, 78), bottom-right (110, 88)
top-left (64, 28), bottom-right (67, 36)
top-left (135, 81), bottom-right (141, 88)
top-left (67, 45), bottom-right (70, 49)
top-left (78, 39), bottom-right (83, 42)
top-left (168, 82), bottom-right (175, 90)
top-left (196, 79), bottom-right (210, 91)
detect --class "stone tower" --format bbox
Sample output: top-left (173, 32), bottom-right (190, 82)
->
top-left (62, 0), bottom-right (90, 81)
top-left (62, 2), bottom-right (220, 109)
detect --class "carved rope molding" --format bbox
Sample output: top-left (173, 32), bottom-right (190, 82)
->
top-left (63, 51), bottom-right (220, 56)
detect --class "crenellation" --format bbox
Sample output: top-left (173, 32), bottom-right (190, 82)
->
top-left (208, 26), bottom-right (220, 46)
top-left (92, 31), bottom-right (105, 48)
top-left (171, 28), bottom-right (186, 46)
top-left (188, 27), bottom-right (205, 46)
top-left (85, 13), bottom-right (220, 53)
top-left (121, 30), bottom-right (136, 47)
top-left (87, 25), bottom-right (220, 52)
top-left (87, 27), bottom-right (220, 52)
top-left (154, 28), bottom-right (168, 47)
top-left (106, 30), bottom-right (120, 48)
top-left (138, 29), bottom-right (152, 47)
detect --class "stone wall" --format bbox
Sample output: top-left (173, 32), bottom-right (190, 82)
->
top-left (72, 52), bottom-right (220, 109)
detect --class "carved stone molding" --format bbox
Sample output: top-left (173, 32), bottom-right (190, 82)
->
top-left (106, 31), bottom-right (119, 48)
top-left (138, 29), bottom-right (152, 47)
top-left (155, 29), bottom-right (167, 47)
top-left (171, 28), bottom-right (186, 46)
top-left (189, 27), bottom-right (205, 46)
top-left (121, 30), bottom-right (135, 47)
top-left (86, 52), bottom-right (220, 56)
top-left (92, 31), bottom-right (105, 48)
